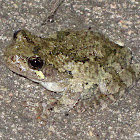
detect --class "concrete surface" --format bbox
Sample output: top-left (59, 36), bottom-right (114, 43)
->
top-left (0, 0), bottom-right (140, 139)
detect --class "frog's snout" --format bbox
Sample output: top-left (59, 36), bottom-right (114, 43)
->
top-left (6, 55), bottom-right (28, 73)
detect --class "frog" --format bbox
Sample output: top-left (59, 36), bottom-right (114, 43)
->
top-left (4, 29), bottom-right (140, 113)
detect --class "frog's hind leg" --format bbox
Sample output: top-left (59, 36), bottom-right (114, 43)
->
top-left (85, 63), bottom-right (140, 110)
top-left (79, 89), bottom-right (125, 112)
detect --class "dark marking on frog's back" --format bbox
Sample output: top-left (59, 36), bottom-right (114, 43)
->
top-left (32, 46), bottom-right (41, 54)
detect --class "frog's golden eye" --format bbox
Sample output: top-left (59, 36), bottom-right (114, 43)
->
top-left (28, 56), bottom-right (44, 70)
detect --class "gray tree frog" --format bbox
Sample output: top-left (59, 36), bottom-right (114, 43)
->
top-left (4, 30), bottom-right (140, 113)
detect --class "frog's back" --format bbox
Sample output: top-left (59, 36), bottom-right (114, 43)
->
top-left (41, 30), bottom-right (132, 72)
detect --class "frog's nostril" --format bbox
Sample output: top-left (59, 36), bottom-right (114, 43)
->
top-left (11, 56), bottom-right (16, 62)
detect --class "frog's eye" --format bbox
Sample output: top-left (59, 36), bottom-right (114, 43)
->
top-left (28, 56), bottom-right (44, 70)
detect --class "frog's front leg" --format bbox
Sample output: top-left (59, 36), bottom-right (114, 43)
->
top-left (39, 79), bottom-right (82, 114)
top-left (35, 90), bottom-right (81, 123)
top-left (51, 90), bottom-right (81, 113)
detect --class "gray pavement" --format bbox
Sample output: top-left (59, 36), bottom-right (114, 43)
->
top-left (0, 0), bottom-right (140, 139)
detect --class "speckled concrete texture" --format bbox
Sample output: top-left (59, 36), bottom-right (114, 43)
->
top-left (0, 0), bottom-right (140, 139)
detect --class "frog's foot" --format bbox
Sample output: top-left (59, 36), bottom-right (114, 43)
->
top-left (51, 92), bottom-right (81, 113)
top-left (36, 91), bottom-right (81, 119)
